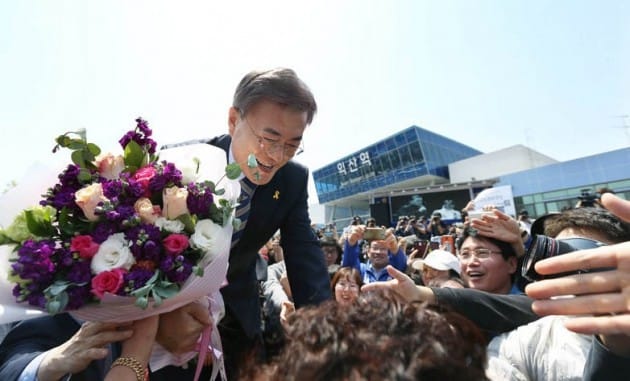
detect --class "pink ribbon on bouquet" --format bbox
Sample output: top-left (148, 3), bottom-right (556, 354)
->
top-left (193, 291), bottom-right (227, 381)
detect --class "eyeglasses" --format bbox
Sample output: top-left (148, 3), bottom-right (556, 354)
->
top-left (335, 281), bottom-right (359, 291)
top-left (242, 116), bottom-right (304, 158)
top-left (458, 248), bottom-right (502, 261)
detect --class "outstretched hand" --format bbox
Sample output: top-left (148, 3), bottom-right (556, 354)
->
top-left (525, 193), bottom-right (630, 356)
top-left (361, 265), bottom-right (436, 304)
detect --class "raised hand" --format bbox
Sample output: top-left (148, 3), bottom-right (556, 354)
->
top-left (525, 193), bottom-right (630, 356)
top-left (38, 321), bottom-right (133, 381)
top-left (470, 209), bottom-right (525, 256)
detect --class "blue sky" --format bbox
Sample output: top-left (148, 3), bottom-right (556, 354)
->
top-left (1, 1), bottom-right (629, 204)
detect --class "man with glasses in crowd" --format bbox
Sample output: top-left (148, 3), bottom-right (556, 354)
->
top-left (342, 226), bottom-right (407, 284)
top-left (457, 227), bottom-right (521, 295)
top-left (154, 68), bottom-right (332, 380)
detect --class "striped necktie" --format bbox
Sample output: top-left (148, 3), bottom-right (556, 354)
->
top-left (231, 177), bottom-right (257, 248)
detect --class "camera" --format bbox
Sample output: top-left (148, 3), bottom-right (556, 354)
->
top-left (576, 189), bottom-right (599, 208)
top-left (521, 235), bottom-right (606, 281)
top-left (363, 227), bottom-right (386, 241)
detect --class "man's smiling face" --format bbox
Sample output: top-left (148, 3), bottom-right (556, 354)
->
top-left (229, 100), bottom-right (306, 185)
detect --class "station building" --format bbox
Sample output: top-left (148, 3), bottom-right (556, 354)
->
top-left (312, 125), bottom-right (630, 228)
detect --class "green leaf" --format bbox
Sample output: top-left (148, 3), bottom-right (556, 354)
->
top-left (47, 281), bottom-right (71, 296)
top-left (247, 154), bottom-right (258, 169)
top-left (135, 296), bottom-right (149, 309)
top-left (87, 143), bottom-right (101, 156)
top-left (177, 213), bottom-right (196, 234)
top-left (193, 266), bottom-right (204, 277)
top-left (151, 291), bottom-right (163, 307)
top-left (154, 282), bottom-right (178, 299)
top-left (46, 291), bottom-right (69, 314)
top-left (225, 163), bottom-right (242, 180)
top-left (124, 140), bottom-right (145, 169)
top-left (71, 150), bottom-right (86, 168)
top-left (24, 209), bottom-right (55, 237)
top-left (77, 169), bottom-right (92, 183)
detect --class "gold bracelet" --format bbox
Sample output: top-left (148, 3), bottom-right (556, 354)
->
top-left (110, 356), bottom-right (148, 381)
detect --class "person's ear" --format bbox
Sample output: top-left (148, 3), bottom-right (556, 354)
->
top-left (228, 107), bottom-right (240, 135)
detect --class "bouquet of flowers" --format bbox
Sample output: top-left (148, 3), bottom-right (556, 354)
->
top-left (0, 118), bottom-right (243, 323)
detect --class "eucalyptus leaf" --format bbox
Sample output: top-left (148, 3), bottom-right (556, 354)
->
top-left (135, 296), bottom-right (149, 309)
top-left (47, 281), bottom-right (71, 296)
top-left (225, 163), bottom-right (242, 179)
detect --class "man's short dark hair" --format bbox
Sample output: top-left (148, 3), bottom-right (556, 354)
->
top-left (542, 207), bottom-right (630, 243)
top-left (233, 68), bottom-right (317, 124)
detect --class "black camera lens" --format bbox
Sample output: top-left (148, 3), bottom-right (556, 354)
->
top-left (522, 235), bottom-right (579, 281)
top-left (521, 235), bottom-right (606, 281)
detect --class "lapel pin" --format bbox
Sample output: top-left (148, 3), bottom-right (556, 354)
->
top-left (273, 190), bottom-right (280, 200)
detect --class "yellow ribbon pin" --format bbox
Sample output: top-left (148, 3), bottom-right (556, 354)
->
top-left (273, 191), bottom-right (280, 200)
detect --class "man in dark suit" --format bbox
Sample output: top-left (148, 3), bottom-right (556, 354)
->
top-left (153, 68), bottom-right (332, 380)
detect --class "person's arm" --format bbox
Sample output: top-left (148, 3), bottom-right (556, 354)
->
top-left (106, 316), bottom-right (158, 381)
top-left (362, 266), bottom-right (537, 335)
top-left (261, 262), bottom-right (290, 310)
top-left (432, 287), bottom-right (536, 333)
top-left (582, 335), bottom-right (630, 381)
top-left (280, 164), bottom-right (332, 308)
top-left (341, 229), bottom-right (362, 270)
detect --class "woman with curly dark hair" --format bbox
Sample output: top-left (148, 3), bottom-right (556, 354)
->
top-left (242, 290), bottom-right (488, 381)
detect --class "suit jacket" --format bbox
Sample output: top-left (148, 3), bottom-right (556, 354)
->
top-left (209, 134), bottom-right (332, 337)
top-left (0, 314), bottom-right (118, 381)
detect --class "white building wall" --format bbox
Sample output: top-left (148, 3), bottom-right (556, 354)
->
top-left (449, 145), bottom-right (557, 183)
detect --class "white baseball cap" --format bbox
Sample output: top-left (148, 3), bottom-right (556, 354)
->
top-left (412, 250), bottom-right (461, 274)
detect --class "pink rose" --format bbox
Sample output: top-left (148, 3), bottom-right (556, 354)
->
top-left (163, 234), bottom-right (189, 255)
top-left (95, 153), bottom-right (125, 180)
top-left (75, 183), bottom-right (108, 221)
top-left (133, 165), bottom-right (157, 197)
top-left (70, 235), bottom-right (99, 259)
top-left (134, 198), bottom-right (161, 224)
top-left (91, 268), bottom-right (126, 299)
top-left (162, 186), bottom-right (189, 219)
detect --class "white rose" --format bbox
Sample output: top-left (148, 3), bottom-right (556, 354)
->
top-left (155, 217), bottom-right (185, 233)
top-left (190, 219), bottom-right (223, 260)
top-left (90, 233), bottom-right (135, 274)
top-left (179, 163), bottom-right (199, 185)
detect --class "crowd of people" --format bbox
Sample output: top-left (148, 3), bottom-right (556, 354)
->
top-left (1, 67), bottom-right (629, 381)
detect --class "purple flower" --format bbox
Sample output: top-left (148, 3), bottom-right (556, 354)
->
top-left (125, 268), bottom-right (154, 290)
top-left (66, 285), bottom-right (92, 309)
top-left (187, 183), bottom-right (214, 217)
top-left (165, 260), bottom-right (193, 283)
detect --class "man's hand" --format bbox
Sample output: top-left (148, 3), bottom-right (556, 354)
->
top-left (384, 228), bottom-right (399, 254)
top-left (38, 321), bottom-right (133, 381)
top-left (470, 209), bottom-right (525, 257)
top-left (525, 193), bottom-right (630, 356)
top-left (361, 265), bottom-right (435, 304)
top-left (347, 225), bottom-right (365, 246)
top-left (156, 301), bottom-right (212, 354)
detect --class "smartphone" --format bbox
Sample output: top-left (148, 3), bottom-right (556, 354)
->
top-left (363, 227), bottom-right (386, 241)
top-left (468, 210), bottom-right (494, 220)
